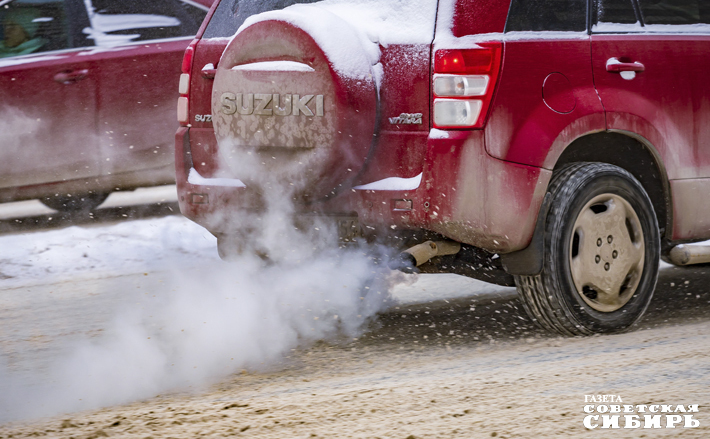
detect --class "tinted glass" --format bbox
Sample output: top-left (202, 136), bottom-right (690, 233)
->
top-left (506, 0), bottom-right (586, 32)
top-left (203, 0), bottom-right (321, 38)
top-left (87, 0), bottom-right (208, 46)
top-left (593, 0), bottom-right (638, 25)
top-left (639, 0), bottom-right (709, 25)
top-left (0, 0), bottom-right (70, 57)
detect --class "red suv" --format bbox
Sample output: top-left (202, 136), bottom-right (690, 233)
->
top-left (177, 0), bottom-right (710, 335)
top-left (0, 0), bottom-right (212, 212)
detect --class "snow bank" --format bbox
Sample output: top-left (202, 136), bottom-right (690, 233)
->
top-left (0, 216), bottom-right (219, 288)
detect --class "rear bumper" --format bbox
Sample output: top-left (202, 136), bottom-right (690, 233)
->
top-left (176, 127), bottom-right (550, 253)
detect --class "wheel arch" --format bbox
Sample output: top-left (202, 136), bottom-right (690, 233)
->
top-left (502, 130), bottom-right (671, 276)
top-left (553, 130), bottom-right (671, 239)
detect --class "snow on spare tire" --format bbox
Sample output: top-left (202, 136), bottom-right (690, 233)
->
top-left (212, 5), bottom-right (380, 200)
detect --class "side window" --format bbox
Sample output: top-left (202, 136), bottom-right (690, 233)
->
top-left (0, 0), bottom-right (71, 58)
top-left (85, 0), bottom-right (208, 47)
top-left (506, 0), bottom-right (586, 32)
top-left (592, 0), bottom-right (641, 31)
top-left (638, 0), bottom-right (708, 25)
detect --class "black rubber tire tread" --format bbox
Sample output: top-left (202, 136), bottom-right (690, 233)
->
top-left (514, 162), bottom-right (660, 336)
top-left (40, 192), bottom-right (110, 213)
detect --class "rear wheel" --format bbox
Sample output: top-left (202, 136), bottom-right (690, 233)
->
top-left (515, 163), bottom-right (660, 335)
top-left (40, 192), bottom-right (110, 213)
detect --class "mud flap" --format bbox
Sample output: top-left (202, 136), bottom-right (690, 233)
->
top-left (500, 192), bottom-right (552, 276)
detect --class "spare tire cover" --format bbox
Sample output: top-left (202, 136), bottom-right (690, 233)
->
top-left (212, 6), bottom-right (378, 201)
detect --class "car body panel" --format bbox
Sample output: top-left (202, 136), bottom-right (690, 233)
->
top-left (591, 34), bottom-right (710, 180)
top-left (177, 0), bottom-right (710, 257)
top-left (591, 33), bottom-right (710, 239)
top-left (0, 50), bottom-right (100, 190)
top-left (486, 37), bottom-right (606, 168)
top-left (91, 38), bottom-right (192, 179)
top-left (0, 0), bottom-right (212, 203)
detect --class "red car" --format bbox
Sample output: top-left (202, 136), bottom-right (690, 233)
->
top-left (177, 0), bottom-right (710, 335)
top-left (0, 0), bottom-right (212, 211)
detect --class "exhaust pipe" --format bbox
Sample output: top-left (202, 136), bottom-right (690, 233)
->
top-left (390, 240), bottom-right (461, 272)
top-left (668, 244), bottom-right (710, 266)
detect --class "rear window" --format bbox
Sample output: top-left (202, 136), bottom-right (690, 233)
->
top-left (506, 0), bottom-right (587, 32)
top-left (203, 0), bottom-right (320, 38)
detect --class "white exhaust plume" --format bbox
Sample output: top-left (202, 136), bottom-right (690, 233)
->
top-left (0, 149), bottom-right (398, 424)
top-left (0, 232), bottom-right (395, 423)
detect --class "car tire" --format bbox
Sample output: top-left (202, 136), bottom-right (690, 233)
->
top-left (514, 162), bottom-right (660, 335)
top-left (40, 192), bottom-right (110, 213)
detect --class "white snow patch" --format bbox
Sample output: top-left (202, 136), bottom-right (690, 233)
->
top-left (0, 54), bottom-right (67, 68)
top-left (592, 23), bottom-right (710, 33)
top-left (232, 60), bottom-right (315, 72)
top-left (236, 5), bottom-right (376, 80)
top-left (235, 0), bottom-right (437, 80)
top-left (641, 23), bottom-right (710, 33)
top-left (0, 216), bottom-right (219, 289)
top-left (429, 128), bottom-right (450, 139)
top-left (188, 167), bottom-right (246, 188)
top-left (310, 0), bottom-right (437, 46)
top-left (592, 22), bottom-right (642, 32)
top-left (354, 173), bottom-right (422, 191)
top-left (434, 31), bottom-right (588, 51)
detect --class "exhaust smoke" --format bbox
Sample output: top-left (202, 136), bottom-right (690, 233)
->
top-left (0, 141), bottom-right (399, 424)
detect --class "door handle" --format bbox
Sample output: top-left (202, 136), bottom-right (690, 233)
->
top-left (606, 58), bottom-right (645, 73)
top-left (54, 69), bottom-right (89, 84)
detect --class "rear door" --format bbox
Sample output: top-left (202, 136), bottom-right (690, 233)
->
top-left (591, 0), bottom-right (710, 239)
top-left (485, 0), bottom-right (605, 167)
top-left (81, 0), bottom-right (209, 180)
top-left (0, 0), bottom-right (99, 189)
top-left (590, 0), bottom-right (710, 180)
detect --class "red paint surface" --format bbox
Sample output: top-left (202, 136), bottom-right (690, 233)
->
top-left (452, 0), bottom-right (509, 37)
top-left (0, 0), bottom-right (215, 202)
top-left (179, 0), bottom-right (710, 253)
top-left (592, 34), bottom-right (710, 180)
top-left (486, 38), bottom-right (605, 168)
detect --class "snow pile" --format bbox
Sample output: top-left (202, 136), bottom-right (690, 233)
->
top-left (0, 216), bottom-right (218, 288)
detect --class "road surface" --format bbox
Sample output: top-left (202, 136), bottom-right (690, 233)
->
top-left (0, 190), bottom-right (708, 438)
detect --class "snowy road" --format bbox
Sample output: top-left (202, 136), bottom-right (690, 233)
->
top-left (0, 189), bottom-right (709, 437)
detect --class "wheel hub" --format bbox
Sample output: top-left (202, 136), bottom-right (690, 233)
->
top-left (569, 194), bottom-right (645, 312)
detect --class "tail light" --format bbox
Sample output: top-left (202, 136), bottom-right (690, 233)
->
top-left (432, 42), bottom-right (502, 129)
top-left (178, 39), bottom-right (198, 126)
